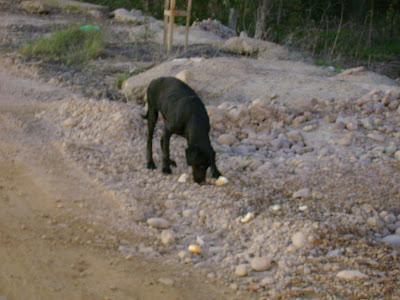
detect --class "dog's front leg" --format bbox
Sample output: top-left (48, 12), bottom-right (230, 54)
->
top-left (161, 128), bottom-right (175, 174)
top-left (210, 164), bottom-right (222, 178)
top-left (210, 152), bottom-right (221, 178)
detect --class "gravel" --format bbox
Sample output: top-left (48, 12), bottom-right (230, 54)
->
top-left (24, 7), bottom-right (400, 298)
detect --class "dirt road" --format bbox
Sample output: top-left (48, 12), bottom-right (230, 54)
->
top-left (0, 69), bottom-right (241, 300)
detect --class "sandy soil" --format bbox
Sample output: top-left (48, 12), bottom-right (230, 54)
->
top-left (0, 69), bottom-right (244, 300)
top-left (1, 2), bottom-right (400, 299)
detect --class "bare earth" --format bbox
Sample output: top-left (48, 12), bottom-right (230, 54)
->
top-left (0, 69), bottom-right (242, 300)
top-left (1, 1), bottom-right (400, 299)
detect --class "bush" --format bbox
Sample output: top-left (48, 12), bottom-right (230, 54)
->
top-left (21, 26), bottom-right (104, 65)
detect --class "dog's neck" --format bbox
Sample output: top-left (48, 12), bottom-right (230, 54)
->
top-left (185, 117), bottom-right (211, 150)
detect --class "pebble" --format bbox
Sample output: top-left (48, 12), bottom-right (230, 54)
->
top-left (303, 124), bottom-right (316, 132)
top-left (382, 235), bottom-right (400, 248)
top-left (229, 283), bottom-right (238, 290)
top-left (147, 218), bottom-right (171, 229)
top-left (345, 122), bottom-right (358, 131)
top-left (260, 276), bottom-right (274, 286)
top-left (337, 134), bottom-right (353, 146)
top-left (215, 176), bottom-right (229, 186)
top-left (240, 212), bottom-right (255, 224)
top-left (270, 204), bottom-right (281, 212)
top-left (395, 151), bottom-right (400, 161)
top-left (178, 173), bottom-right (189, 183)
top-left (158, 277), bottom-right (175, 286)
top-left (188, 244), bottom-right (202, 254)
top-left (293, 188), bottom-right (310, 199)
top-left (299, 205), bottom-right (308, 211)
top-left (367, 216), bottom-right (383, 229)
top-left (218, 133), bottom-right (237, 146)
top-left (382, 213), bottom-right (396, 224)
top-left (250, 256), bottom-right (272, 272)
top-left (367, 133), bottom-right (385, 142)
top-left (291, 231), bottom-right (308, 249)
top-left (336, 270), bottom-right (368, 281)
top-left (234, 264), bottom-right (248, 277)
top-left (160, 230), bottom-right (175, 245)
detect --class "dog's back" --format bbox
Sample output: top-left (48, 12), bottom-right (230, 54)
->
top-left (147, 77), bottom-right (210, 135)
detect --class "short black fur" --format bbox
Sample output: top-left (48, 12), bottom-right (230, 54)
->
top-left (144, 77), bottom-right (221, 184)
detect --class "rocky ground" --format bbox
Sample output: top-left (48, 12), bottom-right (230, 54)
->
top-left (1, 1), bottom-right (400, 299)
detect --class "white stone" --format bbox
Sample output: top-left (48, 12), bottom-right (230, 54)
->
top-left (178, 173), bottom-right (189, 183)
top-left (234, 264), bottom-right (248, 277)
top-left (270, 204), bottom-right (281, 212)
top-left (113, 8), bottom-right (144, 24)
top-left (250, 257), bottom-right (272, 272)
top-left (218, 133), bottom-right (237, 146)
top-left (158, 278), bottom-right (174, 286)
top-left (215, 176), bottom-right (229, 186)
top-left (147, 218), bottom-right (171, 229)
top-left (292, 188), bottom-right (310, 199)
top-left (291, 231), bottom-right (308, 249)
top-left (240, 212), bottom-right (255, 224)
top-left (336, 270), bottom-right (368, 280)
top-left (160, 230), bottom-right (175, 245)
top-left (298, 205), bottom-right (308, 211)
top-left (63, 117), bottom-right (78, 128)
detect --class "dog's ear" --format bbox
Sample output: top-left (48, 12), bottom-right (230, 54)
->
top-left (186, 146), bottom-right (199, 166)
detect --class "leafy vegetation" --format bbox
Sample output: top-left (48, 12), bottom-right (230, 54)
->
top-left (84, 1), bottom-right (399, 76)
top-left (21, 26), bottom-right (104, 65)
top-left (115, 72), bottom-right (130, 89)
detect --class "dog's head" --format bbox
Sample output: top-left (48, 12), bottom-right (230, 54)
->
top-left (185, 146), bottom-right (213, 184)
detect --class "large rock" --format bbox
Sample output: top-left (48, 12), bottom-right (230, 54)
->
top-left (122, 56), bottom-right (400, 109)
top-left (191, 18), bottom-right (236, 39)
top-left (222, 36), bottom-right (289, 59)
top-left (20, 0), bottom-right (107, 16)
top-left (112, 8), bottom-right (144, 24)
top-left (20, 1), bottom-right (50, 14)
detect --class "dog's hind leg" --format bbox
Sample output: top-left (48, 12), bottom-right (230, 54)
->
top-left (160, 128), bottom-right (176, 174)
top-left (146, 108), bottom-right (158, 169)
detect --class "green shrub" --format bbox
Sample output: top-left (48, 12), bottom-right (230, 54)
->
top-left (21, 26), bottom-right (104, 65)
top-left (115, 72), bottom-right (130, 89)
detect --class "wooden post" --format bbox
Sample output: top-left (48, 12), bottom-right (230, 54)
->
top-left (167, 0), bottom-right (176, 54)
top-left (184, 0), bottom-right (192, 49)
top-left (163, 0), bottom-right (192, 54)
top-left (163, 0), bottom-right (170, 48)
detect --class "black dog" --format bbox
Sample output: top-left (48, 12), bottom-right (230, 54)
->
top-left (143, 77), bottom-right (221, 184)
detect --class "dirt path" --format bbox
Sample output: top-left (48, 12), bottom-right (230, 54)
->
top-left (0, 69), bottom-right (241, 300)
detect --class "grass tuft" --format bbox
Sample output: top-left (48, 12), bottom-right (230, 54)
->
top-left (20, 26), bottom-right (104, 65)
top-left (115, 72), bottom-right (130, 89)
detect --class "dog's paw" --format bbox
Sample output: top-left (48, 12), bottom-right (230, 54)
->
top-left (147, 161), bottom-right (157, 170)
top-left (212, 170), bottom-right (222, 179)
top-left (162, 166), bottom-right (172, 174)
top-left (168, 159), bottom-right (177, 167)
